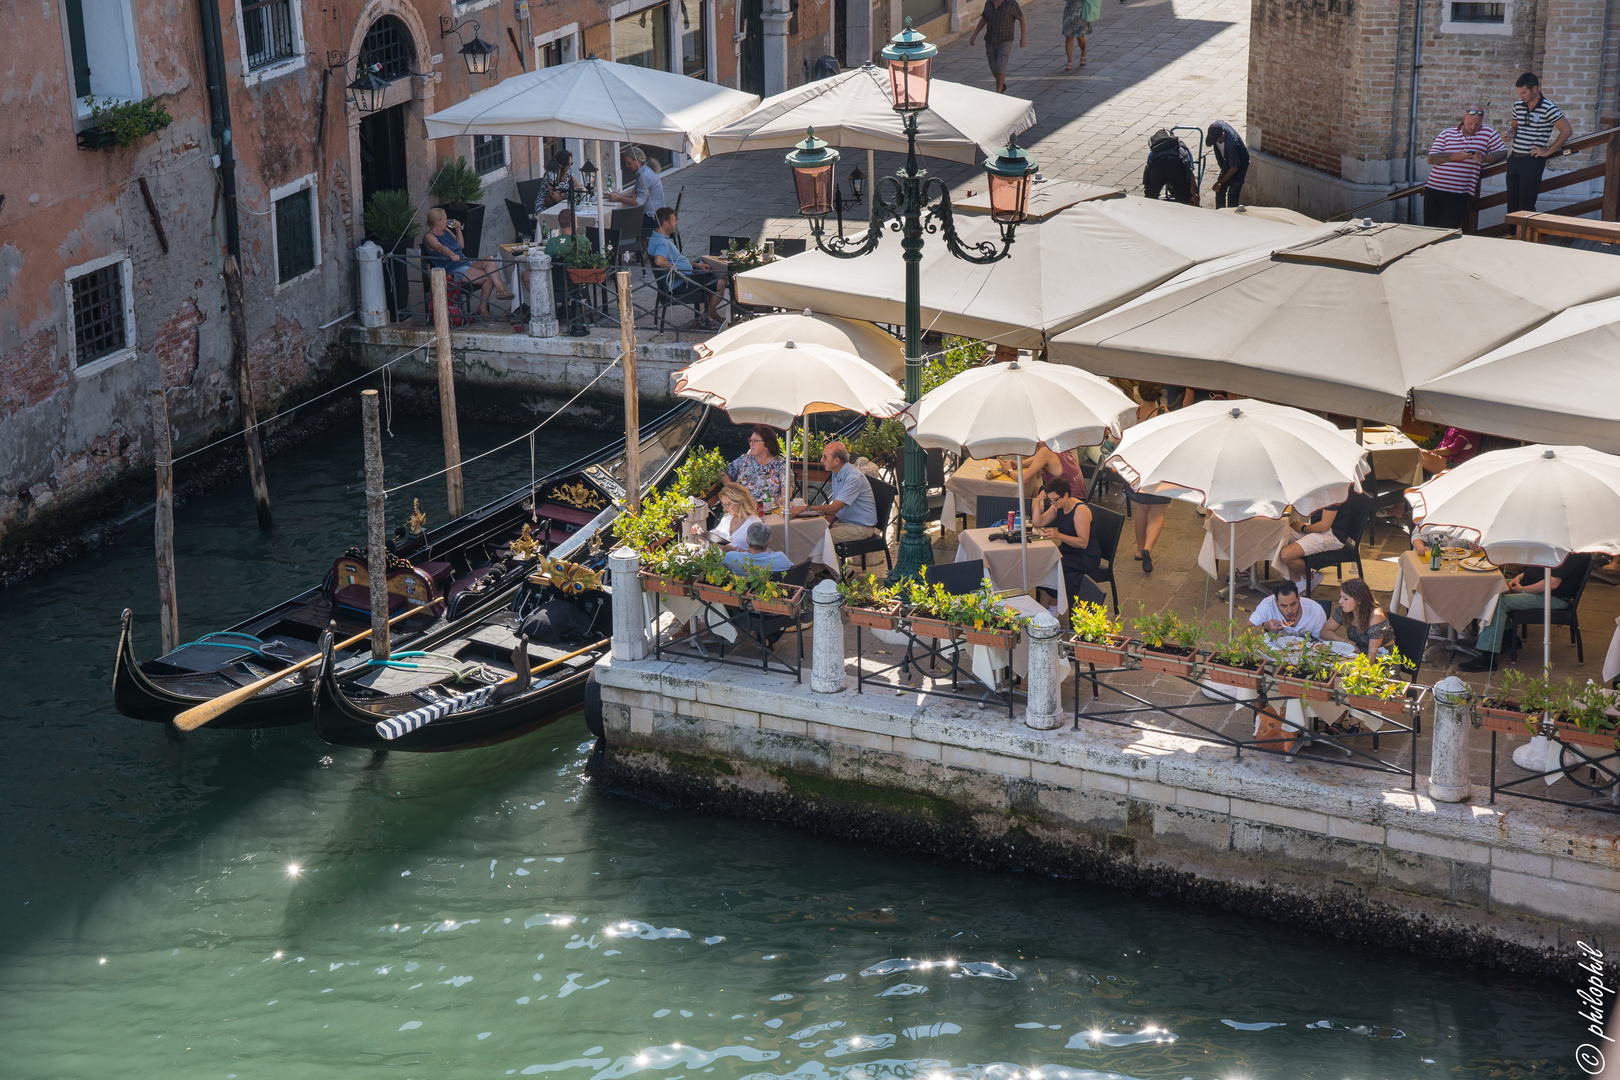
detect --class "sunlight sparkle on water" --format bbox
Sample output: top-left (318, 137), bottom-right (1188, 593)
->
top-left (286, 863), bottom-right (301, 876)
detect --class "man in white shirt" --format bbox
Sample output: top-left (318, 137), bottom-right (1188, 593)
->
top-left (1250, 580), bottom-right (1326, 641)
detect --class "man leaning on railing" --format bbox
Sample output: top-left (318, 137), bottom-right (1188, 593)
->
top-left (1506, 72), bottom-right (1574, 214)
top-left (1424, 104), bottom-right (1506, 229)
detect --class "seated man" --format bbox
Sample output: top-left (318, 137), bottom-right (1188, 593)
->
top-left (1411, 522), bottom-right (1476, 558)
top-left (422, 208), bottom-right (512, 316)
top-left (1250, 579), bottom-right (1326, 642)
top-left (1277, 504), bottom-right (1345, 595)
top-left (647, 208), bottom-right (723, 326)
top-left (796, 440), bottom-right (879, 569)
top-left (722, 522), bottom-right (793, 575)
top-left (1460, 552), bottom-right (1585, 672)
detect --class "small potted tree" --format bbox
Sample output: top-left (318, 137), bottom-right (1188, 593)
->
top-left (429, 155), bottom-right (486, 258)
top-left (903, 569), bottom-right (962, 641)
top-left (558, 236), bottom-right (610, 285)
top-left (840, 573), bottom-right (902, 629)
top-left (1332, 651), bottom-right (1415, 716)
top-left (363, 189), bottom-right (419, 320)
top-left (1128, 608), bottom-right (1202, 676)
top-left (1067, 601), bottom-right (1128, 666)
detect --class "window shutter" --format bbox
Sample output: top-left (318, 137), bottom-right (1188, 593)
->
top-left (64, 0), bottom-right (92, 98)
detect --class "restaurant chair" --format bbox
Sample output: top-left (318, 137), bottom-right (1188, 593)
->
top-left (835, 478), bottom-right (897, 575)
top-left (767, 237), bottom-right (808, 257)
top-left (1086, 505), bottom-right (1125, 614)
top-left (515, 178), bottom-right (546, 214)
top-left (1387, 612), bottom-right (1429, 682)
top-left (927, 558), bottom-right (986, 595)
top-left (505, 198), bottom-right (536, 243)
top-left (1507, 553), bottom-right (1594, 664)
top-left (610, 207), bottom-right (648, 265)
top-left (653, 268), bottom-right (709, 330)
top-left (975, 495), bottom-right (1030, 530)
top-left (1300, 491), bottom-right (1373, 595)
top-left (923, 448), bottom-right (965, 531)
top-left (710, 234), bottom-right (753, 255)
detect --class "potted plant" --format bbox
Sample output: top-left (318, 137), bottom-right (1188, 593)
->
top-left (616, 486), bottom-right (686, 556)
top-left (1205, 621), bottom-right (1271, 689)
top-left (783, 429), bottom-right (830, 480)
top-left (639, 543), bottom-right (700, 597)
top-left (740, 562), bottom-right (803, 616)
top-left (1474, 668), bottom-right (1541, 728)
top-left (1554, 680), bottom-right (1620, 748)
top-left (429, 155), bottom-right (486, 258)
top-left (845, 416), bottom-right (907, 485)
top-left (1067, 601), bottom-right (1128, 665)
top-left (557, 235), bottom-right (610, 284)
top-left (675, 446), bottom-right (728, 501)
top-left (691, 546), bottom-right (743, 608)
top-left (840, 573), bottom-right (902, 629)
top-left (363, 189), bottom-right (419, 320)
top-left (1333, 650), bottom-right (1415, 716)
top-left (79, 94), bottom-right (172, 150)
top-left (903, 569), bottom-right (963, 641)
top-left (954, 579), bottom-right (1026, 648)
top-left (1265, 639), bottom-right (1337, 700)
top-left (1128, 608), bottom-right (1202, 675)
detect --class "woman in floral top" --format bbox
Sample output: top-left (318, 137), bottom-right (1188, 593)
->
top-left (726, 425), bottom-right (786, 509)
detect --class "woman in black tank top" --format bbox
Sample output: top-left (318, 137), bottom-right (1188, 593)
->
top-left (1031, 477), bottom-right (1100, 612)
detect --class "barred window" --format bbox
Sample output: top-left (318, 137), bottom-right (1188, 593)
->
top-left (70, 261), bottom-right (130, 367)
top-left (1450, 2), bottom-right (1505, 21)
top-left (473, 134), bottom-right (507, 175)
top-left (275, 187), bottom-right (316, 283)
top-left (242, 0), bottom-right (297, 69)
top-left (360, 16), bottom-right (415, 81)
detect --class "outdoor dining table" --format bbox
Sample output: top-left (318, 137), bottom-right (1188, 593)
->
top-left (1197, 515), bottom-right (1291, 596)
top-left (537, 200), bottom-right (623, 234)
top-left (955, 527), bottom-right (1065, 610)
top-left (941, 457), bottom-right (1021, 526)
top-left (766, 511), bottom-right (839, 575)
top-left (1389, 548), bottom-right (1507, 635)
top-left (1360, 426), bottom-right (1425, 486)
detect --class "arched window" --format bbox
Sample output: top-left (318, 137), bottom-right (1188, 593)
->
top-left (360, 15), bottom-right (415, 81)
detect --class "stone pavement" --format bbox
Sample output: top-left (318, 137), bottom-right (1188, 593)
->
top-left (675, 0), bottom-right (1252, 248)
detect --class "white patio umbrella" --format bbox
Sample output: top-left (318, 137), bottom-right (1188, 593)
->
top-left (423, 58), bottom-right (758, 252)
top-left (1105, 399), bottom-right (1369, 620)
top-left (674, 340), bottom-right (906, 554)
top-left (1405, 445), bottom-right (1620, 769)
top-left (905, 359), bottom-right (1136, 595)
top-left (692, 310), bottom-right (905, 378)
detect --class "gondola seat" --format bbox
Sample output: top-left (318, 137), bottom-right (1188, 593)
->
top-left (328, 552), bottom-right (442, 620)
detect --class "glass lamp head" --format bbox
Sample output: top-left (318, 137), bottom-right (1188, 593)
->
top-left (348, 65), bottom-right (389, 113)
top-left (784, 127), bottom-right (842, 216)
top-left (880, 18), bottom-right (937, 112)
top-left (459, 33), bottom-right (496, 75)
top-left (984, 136), bottom-right (1038, 224)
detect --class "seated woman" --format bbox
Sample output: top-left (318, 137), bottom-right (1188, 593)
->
top-left (691, 482), bottom-right (764, 552)
top-left (1320, 577), bottom-right (1391, 656)
top-left (422, 209), bottom-right (512, 316)
top-left (725, 425), bottom-right (787, 510)
top-left (537, 149), bottom-right (581, 214)
top-left (1031, 477), bottom-right (1099, 616)
top-left (1003, 441), bottom-right (1088, 501)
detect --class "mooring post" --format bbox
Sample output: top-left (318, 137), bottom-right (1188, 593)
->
top-left (222, 255), bottom-right (272, 530)
top-left (357, 241), bottom-right (386, 328)
top-left (609, 547), bottom-right (648, 661)
top-left (811, 579), bottom-right (847, 694)
top-left (1024, 612), bottom-right (1063, 729)
top-left (526, 248), bottom-right (559, 337)
top-left (361, 389), bottom-right (390, 662)
top-left (430, 267), bottom-right (465, 519)
top-left (149, 389), bottom-right (179, 654)
top-left (617, 270), bottom-right (640, 513)
top-left (1428, 675), bottom-right (1472, 802)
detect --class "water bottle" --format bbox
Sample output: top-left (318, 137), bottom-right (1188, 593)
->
top-left (1429, 541), bottom-right (1441, 571)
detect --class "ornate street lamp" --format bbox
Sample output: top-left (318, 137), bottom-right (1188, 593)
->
top-left (347, 64), bottom-right (390, 114)
top-left (785, 18), bottom-right (1037, 584)
top-left (440, 15), bottom-right (498, 77)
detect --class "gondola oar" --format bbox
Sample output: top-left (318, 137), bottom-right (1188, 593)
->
top-left (173, 603), bottom-right (434, 731)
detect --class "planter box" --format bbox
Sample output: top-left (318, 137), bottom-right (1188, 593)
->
top-left (1206, 658), bottom-right (1268, 690)
top-left (567, 267), bottom-right (608, 284)
top-left (1132, 645), bottom-right (1199, 676)
top-left (76, 127), bottom-right (119, 151)
top-left (847, 600), bottom-right (901, 630)
top-left (962, 624), bottom-right (1019, 649)
top-left (693, 581), bottom-right (742, 608)
top-left (1479, 711), bottom-right (1617, 749)
top-left (639, 571), bottom-right (690, 598)
top-left (1267, 672), bottom-right (1333, 701)
top-left (908, 615), bottom-right (959, 641)
top-left (1477, 702), bottom-right (1532, 729)
top-left (1335, 680), bottom-right (1415, 716)
top-left (749, 585), bottom-right (803, 617)
top-left (1066, 634), bottom-right (1129, 666)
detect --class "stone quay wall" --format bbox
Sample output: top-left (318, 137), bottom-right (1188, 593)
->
top-left (591, 653), bottom-right (1620, 984)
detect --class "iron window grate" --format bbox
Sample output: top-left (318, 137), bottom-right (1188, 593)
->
top-left (276, 188), bottom-right (316, 283)
top-left (1450, 2), bottom-right (1505, 21)
top-left (473, 134), bottom-right (506, 174)
top-left (360, 16), bottom-right (415, 81)
top-left (71, 263), bottom-right (127, 366)
top-left (242, 0), bottom-right (297, 69)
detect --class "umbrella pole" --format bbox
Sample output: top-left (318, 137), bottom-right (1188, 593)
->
top-left (595, 142), bottom-right (607, 258)
top-left (784, 420), bottom-right (793, 558)
top-left (1544, 579), bottom-right (1552, 674)
top-left (1018, 453), bottom-right (1027, 595)
top-left (1229, 520), bottom-right (1237, 623)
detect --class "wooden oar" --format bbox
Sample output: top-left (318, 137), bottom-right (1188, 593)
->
top-left (173, 603), bottom-right (434, 731)
top-left (513, 638), bottom-right (609, 682)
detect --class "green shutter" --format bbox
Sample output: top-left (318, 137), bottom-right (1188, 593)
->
top-left (64, 0), bottom-right (92, 98)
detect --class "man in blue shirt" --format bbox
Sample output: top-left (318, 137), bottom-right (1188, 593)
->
top-left (647, 208), bottom-right (723, 324)
top-left (1205, 120), bottom-right (1249, 209)
top-left (722, 522), bottom-right (794, 575)
top-left (796, 441), bottom-right (879, 569)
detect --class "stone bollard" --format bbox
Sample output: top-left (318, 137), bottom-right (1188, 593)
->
top-left (1024, 611), bottom-right (1063, 730)
top-left (526, 248), bottom-right (560, 337)
top-left (608, 547), bottom-right (648, 662)
top-left (357, 241), bottom-right (386, 328)
top-left (811, 579), bottom-right (847, 694)
top-left (1427, 675), bottom-right (1472, 802)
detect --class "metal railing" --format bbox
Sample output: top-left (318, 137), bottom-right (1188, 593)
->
top-left (1482, 711), bottom-right (1620, 814)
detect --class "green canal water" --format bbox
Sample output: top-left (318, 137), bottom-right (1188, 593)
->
top-left (0, 416), bottom-right (1583, 1079)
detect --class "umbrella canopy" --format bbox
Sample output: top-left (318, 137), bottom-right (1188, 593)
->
top-left (673, 340), bottom-right (905, 428)
top-left (1410, 296), bottom-right (1620, 454)
top-left (1051, 221), bottom-right (1620, 425)
top-left (953, 180), bottom-right (1123, 220)
top-left (704, 64), bottom-right (1035, 164)
top-left (1217, 205), bottom-right (1322, 227)
top-left (422, 58), bottom-right (758, 159)
top-left (692, 310), bottom-right (906, 379)
top-left (1104, 399), bottom-right (1369, 522)
top-left (735, 195), bottom-right (1308, 349)
top-left (1404, 445), bottom-right (1620, 567)
top-left (905, 359), bottom-right (1136, 458)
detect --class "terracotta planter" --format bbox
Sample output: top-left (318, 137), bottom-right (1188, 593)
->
top-left (749, 585), bottom-right (803, 616)
top-left (639, 570), bottom-right (690, 598)
top-left (847, 600), bottom-right (901, 630)
top-left (1067, 634), bottom-right (1130, 666)
top-left (1267, 672), bottom-right (1332, 700)
top-left (567, 267), bottom-right (607, 284)
top-left (1480, 711), bottom-right (1618, 749)
top-left (963, 624), bottom-right (1019, 649)
top-left (1551, 720), bottom-right (1620, 749)
top-left (1132, 645), bottom-right (1199, 676)
top-left (908, 615), bottom-right (960, 641)
top-left (1477, 702), bottom-right (1532, 729)
top-left (1206, 658), bottom-right (1268, 690)
top-left (693, 581), bottom-right (742, 607)
top-left (1335, 679), bottom-right (1415, 716)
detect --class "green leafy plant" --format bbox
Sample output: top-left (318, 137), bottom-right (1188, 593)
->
top-left (614, 486), bottom-right (688, 554)
top-left (643, 542), bottom-right (704, 581)
top-left (924, 336), bottom-right (992, 393)
top-left (1208, 620), bottom-right (1269, 669)
top-left (1069, 601), bottom-right (1122, 643)
top-left (1289, 640), bottom-right (1340, 682)
top-left (675, 446), bottom-right (728, 500)
top-left (428, 155), bottom-right (485, 207)
top-left (738, 561), bottom-right (788, 602)
top-left (904, 567), bottom-right (965, 622)
top-left (1334, 650), bottom-right (1411, 701)
top-left (363, 189), bottom-right (419, 252)
top-left (723, 239), bottom-right (767, 273)
top-left (1131, 607), bottom-right (1199, 651)
top-left (1563, 680), bottom-right (1618, 734)
top-left (694, 544), bottom-right (733, 589)
top-left (839, 573), bottom-right (901, 610)
top-left (780, 428), bottom-right (827, 464)
top-left (555, 236), bottom-right (609, 270)
top-left (845, 415), bottom-right (907, 479)
top-left (954, 578), bottom-right (1028, 633)
top-left (86, 94), bottom-right (172, 145)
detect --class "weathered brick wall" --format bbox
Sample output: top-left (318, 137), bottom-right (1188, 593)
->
top-left (1249, 0), bottom-right (1356, 176)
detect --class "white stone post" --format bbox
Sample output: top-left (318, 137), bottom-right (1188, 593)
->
top-left (762, 0), bottom-right (791, 95)
top-left (357, 241), bottom-right (386, 328)
top-left (1427, 675), bottom-right (1472, 802)
top-left (811, 579), bottom-right (847, 694)
top-left (526, 248), bottom-right (560, 337)
top-left (1024, 612), bottom-right (1063, 730)
top-left (609, 547), bottom-right (648, 661)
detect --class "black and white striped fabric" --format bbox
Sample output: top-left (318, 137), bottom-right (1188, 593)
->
top-left (1510, 96), bottom-right (1565, 154)
top-left (376, 685), bottom-right (497, 740)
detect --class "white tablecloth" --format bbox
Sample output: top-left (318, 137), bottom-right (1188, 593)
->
top-left (538, 199), bottom-right (623, 233)
top-left (1604, 616), bottom-right (1620, 683)
top-left (956, 527), bottom-right (1065, 609)
top-left (968, 594), bottom-right (1071, 690)
top-left (1389, 549), bottom-right (1506, 631)
top-left (767, 513), bottom-right (839, 574)
top-left (941, 458), bottom-right (1021, 526)
top-left (1360, 428), bottom-right (1425, 486)
top-left (1197, 516), bottom-right (1291, 583)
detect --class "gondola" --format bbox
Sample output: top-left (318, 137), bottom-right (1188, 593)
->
top-left (113, 402), bottom-right (707, 729)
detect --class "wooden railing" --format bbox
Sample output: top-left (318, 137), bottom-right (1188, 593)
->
top-left (1329, 116), bottom-right (1620, 235)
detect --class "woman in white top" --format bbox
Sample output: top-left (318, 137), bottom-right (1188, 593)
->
top-left (692, 481), bottom-right (764, 552)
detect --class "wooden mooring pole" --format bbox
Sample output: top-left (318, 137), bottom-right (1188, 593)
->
top-left (361, 389), bottom-right (390, 662)
top-left (430, 267), bottom-right (466, 519)
top-left (149, 389), bottom-right (179, 654)
top-left (617, 270), bottom-right (640, 513)
top-left (222, 255), bottom-right (273, 530)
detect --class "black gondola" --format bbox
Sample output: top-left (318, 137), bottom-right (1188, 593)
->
top-left (113, 402), bottom-right (707, 729)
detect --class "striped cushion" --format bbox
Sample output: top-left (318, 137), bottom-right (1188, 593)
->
top-left (376, 685), bottom-right (497, 740)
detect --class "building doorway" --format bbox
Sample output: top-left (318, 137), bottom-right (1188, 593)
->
top-left (359, 104), bottom-right (409, 222)
top-left (739, 0), bottom-right (764, 96)
top-left (835, 0), bottom-right (847, 66)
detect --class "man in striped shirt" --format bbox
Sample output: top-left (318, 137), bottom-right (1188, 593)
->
top-left (1506, 72), bottom-right (1573, 214)
top-left (1423, 105), bottom-right (1505, 228)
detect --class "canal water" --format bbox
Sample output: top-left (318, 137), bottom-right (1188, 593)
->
top-left (0, 415), bottom-right (1582, 1079)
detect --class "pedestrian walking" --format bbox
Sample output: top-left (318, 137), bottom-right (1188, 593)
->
top-left (968, 0), bottom-right (1026, 94)
top-left (1143, 129), bottom-right (1198, 205)
top-left (1423, 104), bottom-right (1505, 228)
top-left (1506, 72), bottom-right (1572, 214)
top-left (1062, 0), bottom-right (1100, 70)
top-left (1205, 120), bottom-right (1249, 208)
